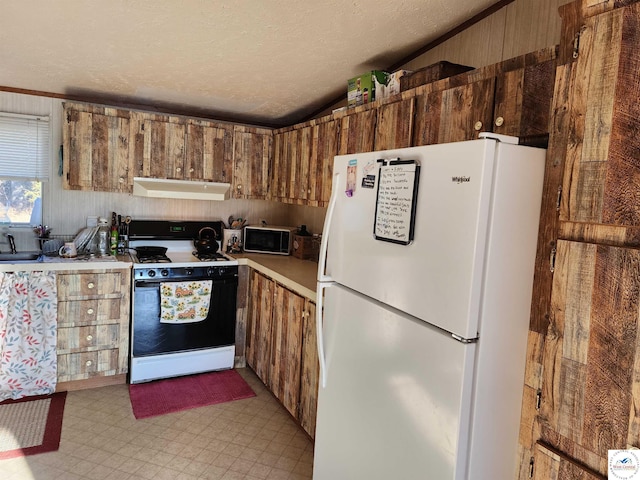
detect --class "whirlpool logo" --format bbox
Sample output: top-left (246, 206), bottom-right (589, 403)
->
top-left (452, 176), bottom-right (471, 184)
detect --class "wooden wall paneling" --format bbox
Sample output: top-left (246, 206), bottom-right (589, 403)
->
top-left (373, 97), bottom-right (415, 150)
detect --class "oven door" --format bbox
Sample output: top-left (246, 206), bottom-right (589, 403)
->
top-left (132, 275), bottom-right (237, 357)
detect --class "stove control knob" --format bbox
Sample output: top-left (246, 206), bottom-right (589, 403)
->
top-left (161, 269), bottom-right (169, 277)
top-left (185, 268), bottom-right (193, 276)
top-left (147, 270), bottom-right (156, 278)
top-left (207, 267), bottom-right (219, 277)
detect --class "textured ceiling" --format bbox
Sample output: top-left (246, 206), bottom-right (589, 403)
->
top-left (1, 0), bottom-right (498, 127)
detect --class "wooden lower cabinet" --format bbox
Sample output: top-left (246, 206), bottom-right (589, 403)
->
top-left (56, 268), bottom-right (131, 384)
top-left (246, 269), bottom-right (319, 438)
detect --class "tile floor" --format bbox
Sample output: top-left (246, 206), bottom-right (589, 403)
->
top-left (0, 368), bottom-right (314, 480)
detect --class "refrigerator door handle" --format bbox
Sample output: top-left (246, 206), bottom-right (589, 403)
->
top-left (318, 172), bottom-right (339, 283)
top-left (316, 281), bottom-right (331, 388)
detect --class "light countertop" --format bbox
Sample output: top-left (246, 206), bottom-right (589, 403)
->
top-left (230, 253), bottom-right (318, 302)
top-left (0, 254), bottom-right (132, 272)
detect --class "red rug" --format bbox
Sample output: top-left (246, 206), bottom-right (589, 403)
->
top-left (128, 369), bottom-right (256, 419)
top-left (0, 392), bottom-right (67, 459)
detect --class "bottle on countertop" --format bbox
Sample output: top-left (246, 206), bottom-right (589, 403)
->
top-left (110, 225), bottom-right (118, 256)
top-left (96, 217), bottom-right (110, 256)
top-left (298, 224), bottom-right (311, 236)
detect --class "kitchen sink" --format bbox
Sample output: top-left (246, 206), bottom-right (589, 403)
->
top-left (0, 252), bottom-right (42, 262)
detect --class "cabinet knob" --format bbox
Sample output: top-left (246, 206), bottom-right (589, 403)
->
top-left (474, 121), bottom-right (483, 131)
top-left (118, 177), bottom-right (124, 183)
top-left (237, 184), bottom-right (242, 190)
top-left (87, 308), bottom-right (94, 315)
top-left (176, 167), bottom-right (182, 173)
top-left (85, 360), bottom-right (93, 367)
top-left (86, 335), bottom-right (93, 342)
top-left (87, 282), bottom-right (95, 289)
top-left (494, 116), bottom-right (505, 127)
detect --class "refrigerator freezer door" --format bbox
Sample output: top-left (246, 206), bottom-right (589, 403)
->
top-left (313, 284), bottom-right (476, 480)
top-left (323, 139), bottom-right (545, 339)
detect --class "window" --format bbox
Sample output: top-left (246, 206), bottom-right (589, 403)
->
top-left (0, 112), bottom-right (50, 226)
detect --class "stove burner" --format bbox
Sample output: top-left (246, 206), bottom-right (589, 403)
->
top-left (193, 251), bottom-right (227, 262)
top-left (136, 254), bottom-right (172, 264)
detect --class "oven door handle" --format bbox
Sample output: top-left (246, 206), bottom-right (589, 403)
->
top-left (134, 280), bottom-right (163, 288)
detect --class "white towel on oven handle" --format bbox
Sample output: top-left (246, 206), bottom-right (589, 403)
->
top-left (159, 280), bottom-right (213, 323)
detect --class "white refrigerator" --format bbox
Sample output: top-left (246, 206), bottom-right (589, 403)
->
top-left (313, 133), bottom-right (545, 480)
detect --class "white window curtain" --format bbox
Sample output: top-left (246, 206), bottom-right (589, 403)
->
top-left (0, 112), bottom-right (50, 181)
top-left (0, 271), bottom-right (57, 401)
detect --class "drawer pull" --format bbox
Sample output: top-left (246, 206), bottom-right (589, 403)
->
top-left (86, 335), bottom-right (93, 342)
top-left (87, 282), bottom-right (95, 289)
top-left (85, 360), bottom-right (93, 367)
top-left (87, 308), bottom-right (94, 315)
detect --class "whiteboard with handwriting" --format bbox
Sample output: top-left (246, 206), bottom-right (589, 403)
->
top-left (374, 160), bottom-right (420, 244)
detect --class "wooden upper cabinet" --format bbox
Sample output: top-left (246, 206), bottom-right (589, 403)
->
top-left (559, 4), bottom-right (640, 228)
top-left (139, 117), bottom-right (186, 179)
top-left (309, 119), bottom-right (339, 206)
top-left (185, 119), bottom-right (233, 182)
top-left (338, 108), bottom-right (376, 155)
top-left (63, 104), bottom-right (132, 193)
top-left (374, 97), bottom-right (415, 150)
top-left (232, 125), bottom-right (273, 199)
top-left (493, 57), bottom-right (556, 139)
top-left (412, 79), bottom-right (495, 146)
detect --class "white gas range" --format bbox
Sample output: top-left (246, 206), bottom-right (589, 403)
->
top-left (127, 220), bottom-right (239, 384)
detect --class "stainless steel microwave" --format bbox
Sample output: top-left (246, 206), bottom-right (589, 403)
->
top-left (243, 225), bottom-right (297, 255)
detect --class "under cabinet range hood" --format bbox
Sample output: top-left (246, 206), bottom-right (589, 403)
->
top-left (133, 177), bottom-right (231, 201)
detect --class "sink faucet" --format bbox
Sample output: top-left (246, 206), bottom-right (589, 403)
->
top-left (6, 234), bottom-right (16, 254)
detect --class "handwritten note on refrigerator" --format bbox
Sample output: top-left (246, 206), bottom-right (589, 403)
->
top-left (374, 160), bottom-right (419, 245)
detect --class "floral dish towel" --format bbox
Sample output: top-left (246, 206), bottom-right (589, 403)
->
top-left (160, 280), bottom-right (213, 323)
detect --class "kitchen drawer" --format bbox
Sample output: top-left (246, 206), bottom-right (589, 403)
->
top-left (57, 349), bottom-right (120, 381)
top-left (57, 271), bottom-right (125, 299)
top-left (57, 298), bottom-right (122, 327)
top-left (57, 324), bottom-right (120, 354)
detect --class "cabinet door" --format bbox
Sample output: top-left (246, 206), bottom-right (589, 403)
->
top-left (559, 5), bottom-right (640, 228)
top-left (269, 284), bottom-right (305, 417)
top-left (185, 120), bottom-right (233, 182)
top-left (493, 59), bottom-right (556, 139)
top-left (64, 108), bottom-right (131, 192)
top-left (374, 97), bottom-right (415, 150)
top-left (338, 109), bottom-right (376, 155)
top-left (246, 271), bottom-right (274, 384)
top-left (309, 119), bottom-right (339, 206)
top-left (538, 240), bottom-right (640, 474)
top-left (413, 78), bottom-right (495, 145)
top-left (299, 300), bottom-right (319, 438)
top-left (141, 118), bottom-right (186, 179)
top-left (233, 125), bottom-right (273, 199)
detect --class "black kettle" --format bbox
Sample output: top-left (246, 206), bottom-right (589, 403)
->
top-left (194, 227), bottom-right (218, 254)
